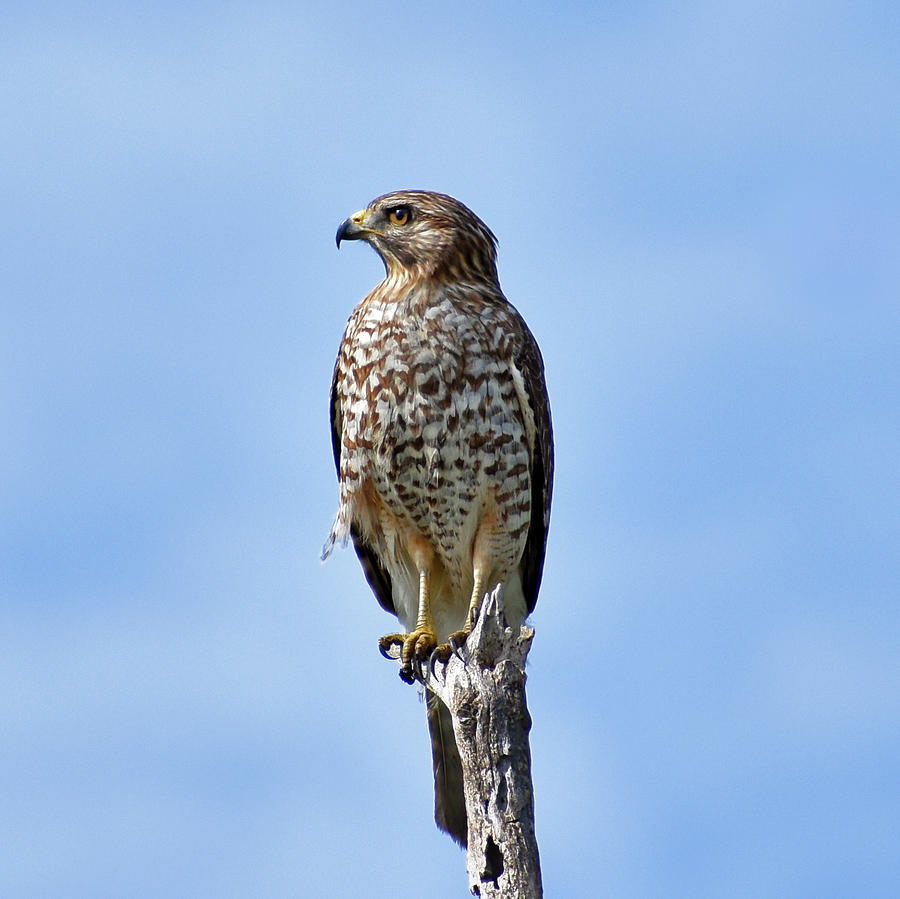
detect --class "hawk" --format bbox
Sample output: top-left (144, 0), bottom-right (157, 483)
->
top-left (323, 190), bottom-right (553, 847)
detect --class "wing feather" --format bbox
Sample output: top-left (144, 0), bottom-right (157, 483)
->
top-left (513, 322), bottom-right (554, 614)
top-left (330, 359), bottom-right (396, 614)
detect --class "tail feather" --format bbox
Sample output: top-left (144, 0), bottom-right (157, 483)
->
top-left (426, 689), bottom-right (467, 847)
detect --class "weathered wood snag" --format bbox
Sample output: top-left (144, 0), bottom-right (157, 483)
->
top-left (385, 585), bottom-right (543, 898)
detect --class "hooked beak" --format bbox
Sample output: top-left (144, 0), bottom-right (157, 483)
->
top-left (335, 209), bottom-right (368, 248)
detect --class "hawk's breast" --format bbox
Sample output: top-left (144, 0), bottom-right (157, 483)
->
top-left (335, 288), bottom-right (532, 605)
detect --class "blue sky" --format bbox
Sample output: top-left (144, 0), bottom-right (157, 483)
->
top-left (3, 2), bottom-right (899, 896)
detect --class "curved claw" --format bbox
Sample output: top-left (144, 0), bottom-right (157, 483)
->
top-left (447, 634), bottom-right (467, 662)
top-left (378, 635), bottom-right (403, 660)
top-left (380, 628), bottom-right (439, 685)
top-left (412, 638), bottom-right (438, 683)
top-left (429, 646), bottom-right (448, 680)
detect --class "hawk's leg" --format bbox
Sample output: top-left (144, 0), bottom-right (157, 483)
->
top-left (443, 570), bottom-right (485, 657)
top-left (379, 568), bottom-right (439, 684)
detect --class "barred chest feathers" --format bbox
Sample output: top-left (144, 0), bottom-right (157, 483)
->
top-left (332, 285), bottom-right (533, 639)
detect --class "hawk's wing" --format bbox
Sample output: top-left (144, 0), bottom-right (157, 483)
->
top-left (330, 360), bottom-right (396, 615)
top-left (515, 323), bottom-right (554, 615)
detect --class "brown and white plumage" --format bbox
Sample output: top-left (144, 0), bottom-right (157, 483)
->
top-left (324, 190), bottom-right (553, 846)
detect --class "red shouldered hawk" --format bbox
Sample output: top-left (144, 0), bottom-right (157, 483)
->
top-left (323, 191), bottom-right (553, 847)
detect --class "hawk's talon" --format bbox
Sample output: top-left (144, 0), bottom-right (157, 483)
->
top-left (413, 637), bottom-right (437, 663)
top-left (446, 626), bottom-right (472, 658)
top-left (411, 652), bottom-right (428, 683)
top-left (380, 627), bottom-right (439, 685)
top-left (431, 641), bottom-right (454, 664)
top-left (428, 648), bottom-right (445, 680)
top-left (378, 633), bottom-right (405, 660)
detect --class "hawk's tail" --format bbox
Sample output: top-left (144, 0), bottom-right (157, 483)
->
top-left (427, 689), bottom-right (467, 847)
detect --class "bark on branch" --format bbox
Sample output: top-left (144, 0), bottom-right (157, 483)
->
top-left (385, 585), bottom-right (543, 898)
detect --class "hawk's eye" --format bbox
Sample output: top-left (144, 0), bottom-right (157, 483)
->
top-left (387, 206), bottom-right (410, 226)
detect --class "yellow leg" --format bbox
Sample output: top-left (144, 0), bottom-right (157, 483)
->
top-left (379, 568), bottom-right (439, 684)
top-left (464, 571), bottom-right (485, 632)
top-left (443, 569), bottom-right (485, 653)
top-left (415, 568), bottom-right (433, 632)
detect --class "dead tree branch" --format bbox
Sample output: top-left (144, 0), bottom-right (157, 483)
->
top-left (385, 585), bottom-right (543, 898)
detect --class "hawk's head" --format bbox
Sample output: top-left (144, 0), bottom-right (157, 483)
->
top-left (336, 190), bottom-right (498, 283)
